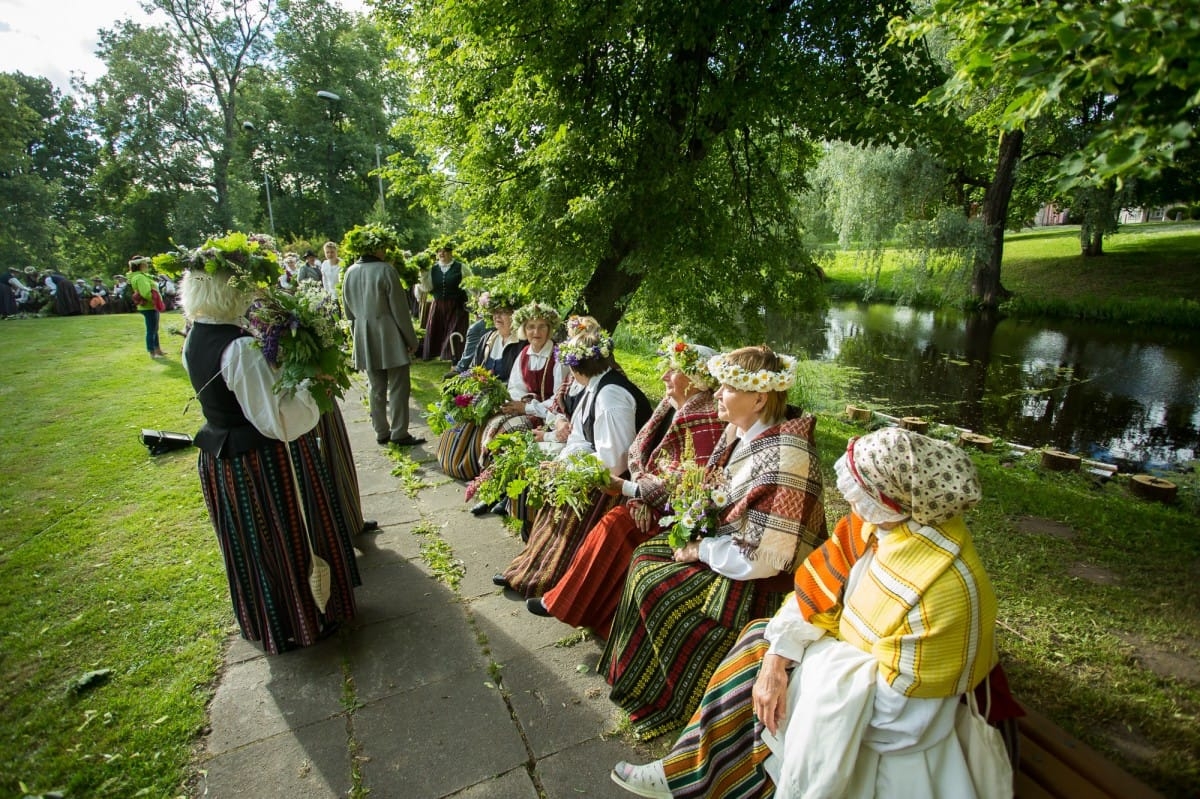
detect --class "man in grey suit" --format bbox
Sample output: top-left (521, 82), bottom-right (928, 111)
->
top-left (341, 244), bottom-right (426, 447)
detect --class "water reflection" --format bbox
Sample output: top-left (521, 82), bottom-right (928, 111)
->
top-left (773, 302), bottom-right (1200, 471)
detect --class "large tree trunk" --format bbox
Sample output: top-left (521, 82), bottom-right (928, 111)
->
top-left (578, 231), bottom-right (641, 331)
top-left (971, 129), bottom-right (1024, 308)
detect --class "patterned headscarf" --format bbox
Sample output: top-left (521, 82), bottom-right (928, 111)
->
top-left (844, 427), bottom-right (981, 526)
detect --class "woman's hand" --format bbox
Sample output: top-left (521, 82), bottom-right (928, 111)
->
top-left (501, 400), bottom-right (524, 415)
top-left (603, 475), bottom-right (625, 495)
top-left (753, 653), bottom-right (792, 736)
top-left (672, 541), bottom-right (701, 563)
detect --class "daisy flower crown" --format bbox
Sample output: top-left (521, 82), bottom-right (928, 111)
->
top-left (512, 301), bottom-right (561, 331)
top-left (707, 352), bottom-right (798, 392)
top-left (657, 337), bottom-right (719, 390)
top-left (556, 335), bottom-right (615, 368)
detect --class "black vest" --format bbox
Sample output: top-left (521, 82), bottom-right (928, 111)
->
top-left (184, 323), bottom-right (271, 458)
top-left (581, 370), bottom-right (654, 450)
top-left (430, 261), bottom-right (467, 302)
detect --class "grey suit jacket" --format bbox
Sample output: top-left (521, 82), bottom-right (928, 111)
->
top-left (341, 259), bottom-right (418, 370)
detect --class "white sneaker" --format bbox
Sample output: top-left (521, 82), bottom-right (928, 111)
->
top-left (611, 760), bottom-right (671, 798)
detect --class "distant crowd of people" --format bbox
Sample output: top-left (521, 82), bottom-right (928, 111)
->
top-left (1, 264), bottom-right (178, 319)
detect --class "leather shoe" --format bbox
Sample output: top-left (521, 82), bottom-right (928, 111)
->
top-left (471, 501), bottom-right (492, 516)
top-left (492, 573), bottom-right (510, 589)
top-left (390, 434), bottom-right (426, 446)
top-left (376, 435), bottom-right (389, 445)
top-left (526, 597), bottom-right (552, 617)
top-left (360, 519), bottom-right (379, 533)
top-left (490, 500), bottom-right (509, 517)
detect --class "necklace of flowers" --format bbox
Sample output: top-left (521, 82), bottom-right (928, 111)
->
top-left (556, 335), bottom-right (614, 368)
top-left (707, 352), bottom-right (798, 392)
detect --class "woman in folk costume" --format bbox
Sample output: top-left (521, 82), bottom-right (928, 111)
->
top-left (600, 345), bottom-right (827, 740)
top-left (493, 327), bottom-right (654, 596)
top-left (471, 302), bottom-right (572, 514)
top-left (435, 290), bottom-right (526, 481)
top-left (611, 427), bottom-right (1022, 799)
top-left (418, 242), bottom-right (471, 362)
top-left (528, 338), bottom-right (726, 637)
top-left (180, 253), bottom-right (360, 655)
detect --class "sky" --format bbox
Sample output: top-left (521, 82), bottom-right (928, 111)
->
top-left (0, 0), bottom-right (368, 93)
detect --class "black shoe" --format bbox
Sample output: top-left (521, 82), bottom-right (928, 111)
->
top-left (361, 519), bottom-right (379, 533)
top-left (390, 434), bottom-right (427, 446)
top-left (526, 597), bottom-right (552, 617)
top-left (492, 573), bottom-right (510, 588)
top-left (490, 500), bottom-right (509, 517)
top-left (376, 435), bottom-right (390, 445)
top-left (471, 501), bottom-right (492, 516)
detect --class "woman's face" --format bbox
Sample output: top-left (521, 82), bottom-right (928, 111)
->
top-left (716, 384), bottom-right (765, 431)
top-left (524, 319), bottom-right (551, 350)
top-left (492, 309), bottom-right (513, 335)
top-left (324, 246), bottom-right (337, 261)
top-left (662, 368), bottom-right (695, 407)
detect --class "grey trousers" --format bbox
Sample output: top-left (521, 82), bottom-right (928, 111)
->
top-left (366, 364), bottom-right (411, 441)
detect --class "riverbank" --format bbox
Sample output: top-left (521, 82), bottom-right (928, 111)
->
top-left (822, 221), bottom-right (1200, 328)
top-left (0, 314), bottom-right (1196, 797)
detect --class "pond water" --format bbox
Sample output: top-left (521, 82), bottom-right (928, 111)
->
top-left (773, 302), bottom-right (1200, 472)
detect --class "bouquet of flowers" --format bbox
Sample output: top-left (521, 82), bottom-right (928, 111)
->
top-left (465, 432), bottom-right (612, 519)
top-left (426, 366), bottom-right (512, 435)
top-left (528, 452), bottom-right (612, 520)
top-left (466, 431), bottom-right (543, 507)
top-left (244, 282), bottom-right (353, 414)
top-left (658, 436), bottom-right (728, 549)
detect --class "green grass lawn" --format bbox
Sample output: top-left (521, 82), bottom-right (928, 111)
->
top-left (1, 314), bottom-right (1197, 797)
top-left (823, 221), bottom-right (1200, 326)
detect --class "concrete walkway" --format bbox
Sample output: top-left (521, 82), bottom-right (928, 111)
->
top-left (192, 386), bottom-right (657, 798)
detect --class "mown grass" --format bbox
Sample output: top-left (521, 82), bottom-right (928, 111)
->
top-left (2, 314), bottom-right (1197, 797)
top-left (823, 221), bottom-right (1200, 327)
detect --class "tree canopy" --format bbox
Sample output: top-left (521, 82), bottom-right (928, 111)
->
top-left (377, 0), bottom-right (940, 335)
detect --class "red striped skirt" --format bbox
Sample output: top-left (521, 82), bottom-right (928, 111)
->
top-left (541, 504), bottom-right (650, 637)
top-left (501, 488), bottom-right (621, 597)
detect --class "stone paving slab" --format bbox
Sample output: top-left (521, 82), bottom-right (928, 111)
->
top-left (194, 386), bottom-right (660, 799)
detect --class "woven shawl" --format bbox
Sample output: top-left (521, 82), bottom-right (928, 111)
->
top-left (629, 392), bottom-right (724, 510)
top-left (836, 515), bottom-right (998, 698)
top-left (708, 413), bottom-right (826, 572)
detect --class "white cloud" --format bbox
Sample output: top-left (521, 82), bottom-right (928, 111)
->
top-left (0, 0), bottom-right (369, 93)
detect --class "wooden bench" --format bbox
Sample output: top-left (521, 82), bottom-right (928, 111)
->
top-left (1016, 707), bottom-right (1164, 798)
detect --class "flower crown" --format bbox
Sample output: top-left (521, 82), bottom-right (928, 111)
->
top-left (340, 224), bottom-right (404, 264)
top-left (556, 335), bottom-right (615, 368)
top-left (707, 351), bottom-right (798, 392)
top-left (166, 232), bottom-right (280, 287)
top-left (656, 337), bottom-right (719, 390)
top-left (477, 290), bottom-right (524, 316)
top-left (512, 301), bottom-right (561, 330)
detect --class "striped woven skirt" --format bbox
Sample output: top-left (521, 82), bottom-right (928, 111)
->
top-left (541, 504), bottom-right (652, 637)
top-left (317, 404), bottom-right (364, 535)
top-left (436, 421), bottom-right (484, 481)
top-left (598, 538), bottom-right (791, 740)
top-left (501, 488), bottom-right (621, 596)
top-left (198, 430), bottom-right (361, 655)
top-left (663, 620), bottom-right (775, 799)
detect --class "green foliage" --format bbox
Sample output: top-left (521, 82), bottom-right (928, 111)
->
top-left (899, 0), bottom-right (1200, 188)
top-left (378, 0), bottom-right (939, 334)
top-left (424, 367), bottom-right (511, 435)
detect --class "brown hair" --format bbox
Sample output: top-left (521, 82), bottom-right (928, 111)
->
top-left (723, 344), bottom-right (789, 424)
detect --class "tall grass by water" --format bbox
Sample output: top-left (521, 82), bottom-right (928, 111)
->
top-left (0, 313), bottom-right (1196, 796)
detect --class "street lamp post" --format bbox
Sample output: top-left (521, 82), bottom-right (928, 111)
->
top-left (317, 90), bottom-right (342, 236)
top-left (375, 143), bottom-right (386, 212)
top-left (242, 121), bottom-right (276, 238)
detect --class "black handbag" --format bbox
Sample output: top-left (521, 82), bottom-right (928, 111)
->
top-left (141, 429), bottom-right (194, 456)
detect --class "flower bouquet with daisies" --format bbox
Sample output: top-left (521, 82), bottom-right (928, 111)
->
top-left (426, 366), bottom-right (512, 435)
top-left (244, 282), bottom-right (353, 414)
top-left (658, 434), bottom-right (729, 549)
